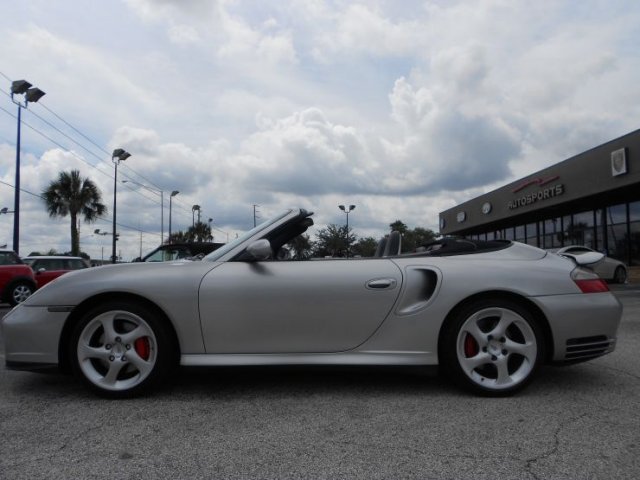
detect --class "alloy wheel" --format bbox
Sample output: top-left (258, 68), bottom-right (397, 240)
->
top-left (76, 310), bottom-right (158, 392)
top-left (456, 307), bottom-right (537, 391)
top-left (11, 284), bottom-right (32, 304)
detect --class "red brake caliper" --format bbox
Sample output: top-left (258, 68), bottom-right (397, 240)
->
top-left (464, 334), bottom-right (479, 357)
top-left (134, 337), bottom-right (151, 360)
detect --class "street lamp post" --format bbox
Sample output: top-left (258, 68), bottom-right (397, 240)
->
top-left (122, 180), bottom-right (164, 245)
top-left (168, 190), bottom-right (179, 243)
top-left (192, 205), bottom-right (201, 228)
top-left (338, 204), bottom-right (356, 258)
top-left (10, 80), bottom-right (45, 255)
top-left (112, 149), bottom-right (131, 263)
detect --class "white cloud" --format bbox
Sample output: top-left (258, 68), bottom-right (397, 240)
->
top-left (1, 0), bottom-right (640, 259)
top-left (168, 24), bottom-right (201, 45)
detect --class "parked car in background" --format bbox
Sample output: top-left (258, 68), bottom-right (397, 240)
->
top-left (133, 242), bottom-right (225, 262)
top-left (22, 256), bottom-right (90, 288)
top-left (552, 246), bottom-right (627, 284)
top-left (0, 249), bottom-right (36, 306)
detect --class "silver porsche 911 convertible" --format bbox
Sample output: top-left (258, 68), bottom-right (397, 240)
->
top-left (2, 209), bottom-right (622, 398)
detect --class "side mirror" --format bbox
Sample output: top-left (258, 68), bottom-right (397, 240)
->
top-left (246, 239), bottom-right (272, 261)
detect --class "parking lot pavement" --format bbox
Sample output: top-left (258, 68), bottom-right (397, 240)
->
top-left (1, 290), bottom-right (639, 480)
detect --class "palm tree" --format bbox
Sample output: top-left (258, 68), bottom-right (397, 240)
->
top-left (42, 170), bottom-right (107, 256)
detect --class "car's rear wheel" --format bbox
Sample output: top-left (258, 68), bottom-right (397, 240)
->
top-left (441, 299), bottom-right (544, 396)
top-left (8, 282), bottom-right (34, 306)
top-left (69, 301), bottom-right (175, 398)
top-left (614, 266), bottom-right (627, 284)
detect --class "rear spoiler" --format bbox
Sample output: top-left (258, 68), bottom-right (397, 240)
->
top-left (557, 251), bottom-right (604, 267)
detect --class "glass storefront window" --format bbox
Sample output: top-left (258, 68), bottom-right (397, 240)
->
top-left (607, 204), bottom-right (627, 225)
top-left (525, 222), bottom-right (538, 247)
top-left (607, 224), bottom-right (628, 261)
top-left (630, 201), bottom-right (640, 222)
top-left (561, 215), bottom-right (572, 246)
top-left (630, 221), bottom-right (640, 266)
top-left (565, 210), bottom-right (595, 248)
top-left (504, 228), bottom-right (514, 240)
top-left (515, 225), bottom-right (525, 242)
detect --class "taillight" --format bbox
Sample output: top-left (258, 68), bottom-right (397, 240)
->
top-left (571, 267), bottom-right (609, 293)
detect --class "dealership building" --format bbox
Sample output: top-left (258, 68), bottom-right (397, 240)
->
top-left (439, 129), bottom-right (640, 266)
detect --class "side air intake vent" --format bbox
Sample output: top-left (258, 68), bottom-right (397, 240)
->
top-left (565, 336), bottom-right (614, 361)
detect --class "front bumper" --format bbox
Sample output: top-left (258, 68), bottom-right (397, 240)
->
top-left (531, 292), bottom-right (623, 363)
top-left (2, 304), bottom-right (69, 369)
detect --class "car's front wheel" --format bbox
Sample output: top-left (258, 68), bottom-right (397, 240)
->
top-left (69, 301), bottom-right (176, 398)
top-left (441, 299), bottom-right (544, 396)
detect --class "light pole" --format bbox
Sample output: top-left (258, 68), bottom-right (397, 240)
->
top-left (168, 190), bottom-right (179, 243)
top-left (338, 204), bottom-right (356, 258)
top-left (192, 205), bottom-right (201, 228)
top-left (112, 149), bottom-right (131, 263)
top-left (10, 80), bottom-right (45, 255)
top-left (123, 180), bottom-right (164, 245)
top-left (94, 229), bottom-right (110, 263)
top-left (253, 204), bottom-right (260, 227)
top-left (1, 207), bottom-right (15, 215)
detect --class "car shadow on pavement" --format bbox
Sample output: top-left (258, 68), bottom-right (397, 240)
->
top-left (5, 362), bottom-right (614, 400)
top-left (165, 365), bottom-right (449, 399)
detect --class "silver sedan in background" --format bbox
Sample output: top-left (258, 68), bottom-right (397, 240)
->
top-left (2, 209), bottom-right (622, 398)
top-left (552, 245), bottom-right (628, 284)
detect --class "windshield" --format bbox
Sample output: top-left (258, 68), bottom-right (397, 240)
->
top-left (204, 209), bottom-right (294, 262)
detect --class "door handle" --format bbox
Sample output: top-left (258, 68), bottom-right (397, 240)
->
top-left (366, 278), bottom-right (397, 289)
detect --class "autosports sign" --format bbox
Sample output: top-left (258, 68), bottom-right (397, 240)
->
top-left (508, 176), bottom-right (565, 210)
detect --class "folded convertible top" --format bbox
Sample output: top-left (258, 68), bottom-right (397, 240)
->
top-left (419, 238), bottom-right (512, 256)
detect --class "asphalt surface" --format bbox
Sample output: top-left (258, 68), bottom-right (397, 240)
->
top-left (1, 286), bottom-right (639, 480)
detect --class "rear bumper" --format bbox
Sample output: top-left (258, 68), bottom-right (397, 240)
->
top-left (531, 292), bottom-right (623, 363)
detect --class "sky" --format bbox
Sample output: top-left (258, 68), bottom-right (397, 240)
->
top-left (1, 0), bottom-right (639, 260)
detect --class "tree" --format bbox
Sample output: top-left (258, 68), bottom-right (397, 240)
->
top-left (404, 227), bottom-right (437, 252)
top-left (287, 234), bottom-right (312, 260)
top-left (187, 221), bottom-right (213, 242)
top-left (167, 222), bottom-right (213, 243)
top-left (352, 236), bottom-right (378, 257)
top-left (389, 219), bottom-right (437, 253)
top-left (42, 170), bottom-right (106, 256)
top-left (389, 220), bottom-right (408, 234)
top-left (167, 230), bottom-right (189, 244)
top-left (313, 224), bottom-right (356, 258)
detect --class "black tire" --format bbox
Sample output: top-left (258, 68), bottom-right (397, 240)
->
top-left (68, 300), bottom-right (176, 399)
top-left (440, 298), bottom-right (545, 396)
top-left (614, 266), bottom-right (627, 284)
top-left (8, 281), bottom-right (34, 306)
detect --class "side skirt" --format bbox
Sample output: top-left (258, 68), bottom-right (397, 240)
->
top-left (181, 351), bottom-right (436, 367)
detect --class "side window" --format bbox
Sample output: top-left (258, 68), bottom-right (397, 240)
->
top-left (66, 259), bottom-right (88, 270)
top-left (0, 252), bottom-right (20, 265)
top-left (145, 248), bottom-right (182, 262)
top-left (176, 249), bottom-right (191, 259)
top-left (44, 259), bottom-right (65, 270)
